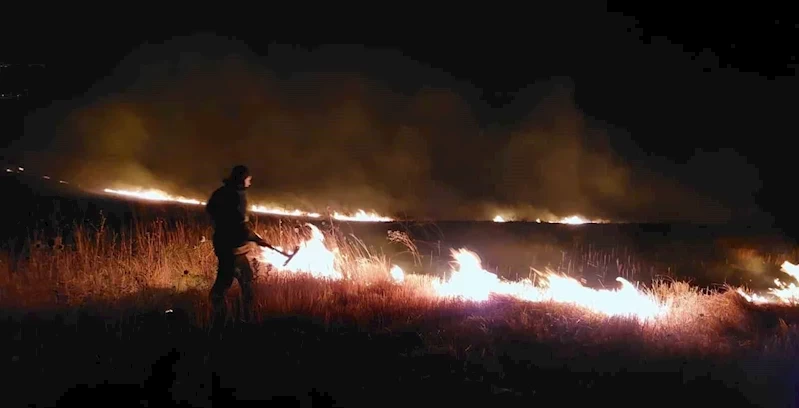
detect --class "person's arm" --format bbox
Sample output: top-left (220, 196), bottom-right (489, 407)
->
top-left (235, 191), bottom-right (247, 224)
top-left (205, 190), bottom-right (219, 226)
top-left (238, 192), bottom-right (269, 246)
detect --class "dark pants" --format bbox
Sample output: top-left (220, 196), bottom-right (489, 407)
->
top-left (210, 245), bottom-right (256, 326)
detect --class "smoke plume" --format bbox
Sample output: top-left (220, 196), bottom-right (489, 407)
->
top-left (16, 34), bottom-right (764, 223)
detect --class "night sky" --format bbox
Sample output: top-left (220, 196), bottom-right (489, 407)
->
top-left (2, 7), bottom-right (797, 232)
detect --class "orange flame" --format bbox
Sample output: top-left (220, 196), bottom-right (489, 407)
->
top-left (259, 224), bottom-right (341, 279)
top-left (102, 187), bottom-right (392, 222)
top-left (492, 214), bottom-right (609, 224)
top-left (100, 186), bottom-right (793, 313)
top-left (431, 249), bottom-right (667, 320)
top-left (738, 261), bottom-right (799, 304)
top-left (259, 229), bottom-right (668, 321)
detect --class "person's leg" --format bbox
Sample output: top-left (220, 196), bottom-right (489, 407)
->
top-left (208, 248), bottom-right (236, 404)
top-left (210, 250), bottom-right (235, 329)
top-left (233, 253), bottom-right (256, 323)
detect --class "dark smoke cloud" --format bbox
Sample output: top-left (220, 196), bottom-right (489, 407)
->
top-left (16, 34), bottom-right (764, 223)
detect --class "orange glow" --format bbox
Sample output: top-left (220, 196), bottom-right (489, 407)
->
top-left (738, 261), bottom-right (799, 305)
top-left (102, 187), bottom-right (392, 222)
top-left (260, 231), bottom-right (668, 321)
top-left (492, 214), bottom-right (609, 224)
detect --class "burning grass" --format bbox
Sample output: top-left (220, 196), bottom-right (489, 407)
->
top-left (2, 216), bottom-right (799, 350)
top-left (2, 217), bottom-right (799, 405)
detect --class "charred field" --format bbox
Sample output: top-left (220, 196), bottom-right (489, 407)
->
top-left (2, 173), bottom-right (799, 407)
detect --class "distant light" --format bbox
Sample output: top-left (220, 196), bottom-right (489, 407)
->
top-left (559, 215), bottom-right (589, 225)
top-left (42, 175), bottom-right (50, 180)
top-left (493, 215), bottom-right (506, 223)
top-left (59, 180), bottom-right (68, 184)
top-left (5, 168), bottom-right (11, 173)
top-left (17, 167), bottom-right (24, 171)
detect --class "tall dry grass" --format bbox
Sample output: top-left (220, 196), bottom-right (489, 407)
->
top-left (0, 216), bottom-right (798, 359)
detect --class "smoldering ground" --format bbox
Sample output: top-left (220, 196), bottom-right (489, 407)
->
top-left (16, 34), bottom-right (764, 223)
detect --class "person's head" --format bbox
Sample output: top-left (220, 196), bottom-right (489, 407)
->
top-left (225, 165), bottom-right (252, 189)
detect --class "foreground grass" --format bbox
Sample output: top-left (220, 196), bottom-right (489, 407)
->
top-left (2, 218), bottom-right (799, 406)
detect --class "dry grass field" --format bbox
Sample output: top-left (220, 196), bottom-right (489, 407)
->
top-left (3, 210), bottom-right (799, 406)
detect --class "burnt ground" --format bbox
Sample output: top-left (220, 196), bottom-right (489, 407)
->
top-left (1, 300), bottom-right (794, 407)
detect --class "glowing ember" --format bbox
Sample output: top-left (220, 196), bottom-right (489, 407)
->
top-left (390, 265), bottom-right (405, 282)
top-left (493, 215), bottom-right (507, 223)
top-left (102, 187), bottom-right (392, 222)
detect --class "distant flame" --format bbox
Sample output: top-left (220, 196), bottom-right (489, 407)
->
top-left (251, 204), bottom-right (321, 218)
top-left (559, 215), bottom-right (589, 224)
top-left (739, 261), bottom-right (799, 304)
top-left (103, 188), bottom-right (203, 205)
top-left (492, 214), bottom-right (607, 224)
top-left (332, 210), bottom-right (393, 222)
top-left (556, 215), bottom-right (610, 225)
top-left (102, 187), bottom-right (392, 222)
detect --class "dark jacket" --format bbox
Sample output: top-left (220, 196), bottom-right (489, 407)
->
top-left (206, 181), bottom-right (261, 253)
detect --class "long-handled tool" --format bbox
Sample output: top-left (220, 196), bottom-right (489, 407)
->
top-left (264, 243), bottom-right (301, 267)
top-left (254, 232), bottom-right (301, 267)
